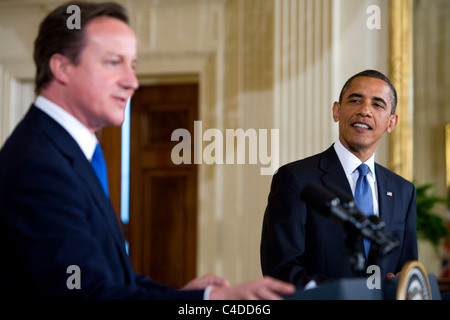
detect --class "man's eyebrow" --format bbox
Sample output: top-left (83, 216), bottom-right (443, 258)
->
top-left (104, 51), bottom-right (121, 56)
top-left (347, 93), bottom-right (387, 106)
top-left (104, 52), bottom-right (137, 64)
top-left (347, 93), bottom-right (363, 99)
top-left (373, 96), bottom-right (387, 106)
top-left (104, 52), bottom-right (135, 59)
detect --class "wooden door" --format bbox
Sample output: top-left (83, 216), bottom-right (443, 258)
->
top-left (128, 83), bottom-right (198, 288)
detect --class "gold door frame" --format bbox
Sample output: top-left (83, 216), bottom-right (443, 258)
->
top-left (446, 124), bottom-right (450, 190)
top-left (389, 0), bottom-right (413, 181)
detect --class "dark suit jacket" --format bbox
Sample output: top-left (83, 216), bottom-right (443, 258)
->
top-left (260, 145), bottom-right (418, 288)
top-left (0, 106), bottom-right (204, 299)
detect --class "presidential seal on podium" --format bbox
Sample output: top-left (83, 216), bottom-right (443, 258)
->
top-left (396, 261), bottom-right (432, 300)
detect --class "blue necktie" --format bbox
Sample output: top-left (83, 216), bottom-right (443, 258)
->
top-left (354, 164), bottom-right (373, 259)
top-left (91, 143), bottom-right (109, 197)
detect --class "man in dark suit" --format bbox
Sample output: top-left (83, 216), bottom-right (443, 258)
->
top-left (260, 70), bottom-right (418, 288)
top-left (0, 1), bottom-right (295, 300)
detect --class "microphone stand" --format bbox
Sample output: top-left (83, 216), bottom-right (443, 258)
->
top-left (328, 198), bottom-right (399, 276)
top-left (344, 230), bottom-right (367, 276)
top-left (328, 197), bottom-right (366, 275)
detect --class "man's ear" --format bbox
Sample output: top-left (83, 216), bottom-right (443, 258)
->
top-left (48, 53), bottom-right (71, 85)
top-left (386, 114), bottom-right (398, 133)
top-left (332, 101), bottom-right (340, 123)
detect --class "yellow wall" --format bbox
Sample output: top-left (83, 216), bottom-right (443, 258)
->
top-left (1, 0), bottom-right (447, 283)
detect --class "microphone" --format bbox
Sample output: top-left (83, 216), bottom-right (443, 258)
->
top-left (326, 183), bottom-right (380, 228)
top-left (300, 181), bottom-right (356, 224)
top-left (325, 183), bottom-right (399, 256)
top-left (300, 181), bottom-right (399, 257)
top-left (300, 181), bottom-right (374, 237)
top-left (326, 183), bottom-right (384, 229)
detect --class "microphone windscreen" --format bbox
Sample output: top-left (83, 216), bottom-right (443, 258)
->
top-left (300, 181), bottom-right (337, 216)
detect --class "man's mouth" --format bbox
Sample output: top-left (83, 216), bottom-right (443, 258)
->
top-left (114, 96), bottom-right (127, 102)
top-left (112, 96), bottom-right (128, 106)
top-left (351, 122), bottom-right (372, 130)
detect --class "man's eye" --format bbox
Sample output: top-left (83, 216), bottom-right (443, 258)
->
top-left (108, 60), bottom-right (119, 66)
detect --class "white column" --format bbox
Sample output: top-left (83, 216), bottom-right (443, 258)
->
top-left (274, 0), bottom-right (336, 166)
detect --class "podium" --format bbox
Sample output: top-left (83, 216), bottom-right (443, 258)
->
top-left (286, 262), bottom-right (442, 300)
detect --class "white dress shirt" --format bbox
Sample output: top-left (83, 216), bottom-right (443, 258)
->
top-left (333, 139), bottom-right (379, 217)
top-left (34, 95), bottom-right (98, 162)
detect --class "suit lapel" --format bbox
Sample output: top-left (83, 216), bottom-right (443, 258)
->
top-left (29, 106), bottom-right (128, 256)
top-left (318, 145), bottom-right (369, 263)
top-left (374, 164), bottom-right (395, 234)
top-left (318, 145), bottom-right (353, 195)
top-left (72, 154), bottom-right (126, 247)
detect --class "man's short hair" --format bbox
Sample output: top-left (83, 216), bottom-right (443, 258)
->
top-left (34, 1), bottom-right (129, 94)
top-left (338, 69), bottom-right (398, 114)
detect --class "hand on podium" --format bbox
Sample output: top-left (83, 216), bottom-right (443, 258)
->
top-left (208, 276), bottom-right (296, 300)
top-left (181, 273), bottom-right (231, 290)
top-left (181, 274), bottom-right (296, 300)
top-left (385, 272), bottom-right (401, 279)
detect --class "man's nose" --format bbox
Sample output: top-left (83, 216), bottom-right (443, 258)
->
top-left (120, 65), bottom-right (139, 92)
top-left (358, 100), bottom-right (372, 116)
